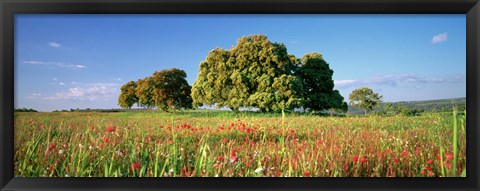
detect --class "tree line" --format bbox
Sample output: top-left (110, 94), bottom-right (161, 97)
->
top-left (118, 34), bottom-right (350, 113)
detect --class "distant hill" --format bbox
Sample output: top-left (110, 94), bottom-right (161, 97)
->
top-left (347, 97), bottom-right (466, 114)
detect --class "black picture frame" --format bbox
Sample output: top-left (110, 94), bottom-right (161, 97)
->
top-left (1, 0), bottom-right (479, 190)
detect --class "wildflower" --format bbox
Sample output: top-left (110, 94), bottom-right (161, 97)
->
top-left (304, 172), bottom-right (311, 177)
top-left (255, 167), bottom-right (265, 173)
top-left (414, 148), bottom-right (420, 156)
top-left (131, 162), bottom-right (141, 170)
top-left (427, 171), bottom-right (434, 177)
top-left (106, 126), bottom-right (116, 133)
top-left (222, 138), bottom-right (228, 144)
top-left (102, 137), bottom-right (109, 143)
top-left (48, 144), bottom-right (55, 151)
top-left (352, 156), bottom-right (359, 163)
top-left (385, 149), bottom-right (391, 155)
top-left (400, 150), bottom-right (409, 157)
top-left (230, 151), bottom-right (238, 163)
top-left (425, 166), bottom-right (432, 171)
top-left (445, 162), bottom-right (452, 169)
top-left (58, 150), bottom-right (64, 155)
top-left (218, 156), bottom-right (224, 162)
top-left (427, 159), bottom-right (434, 165)
top-left (360, 156), bottom-right (367, 163)
top-left (393, 157), bottom-right (400, 163)
top-left (445, 152), bottom-right (454, 161)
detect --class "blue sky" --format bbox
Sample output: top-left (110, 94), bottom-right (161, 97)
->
top-left (15, 14), bottom-right (466, 112)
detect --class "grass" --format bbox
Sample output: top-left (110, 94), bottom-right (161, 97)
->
top-left (13, 110), bottom-right (466, 177)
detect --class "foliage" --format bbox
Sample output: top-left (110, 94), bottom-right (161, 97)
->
top-left (118, 81), bottom-right (138, 109)
top-left (119, 68), bottom-right (193, 111)
top-left (192, 34), bottom-right (347, 113)
top-left (151, 68), bottom-right (193, 111)
top-left (296, 53), bottom-right (346, 113)
top-left (349, 87), bottom-right (382, 115)
top-left (14, 108), bottom-right (37, 112)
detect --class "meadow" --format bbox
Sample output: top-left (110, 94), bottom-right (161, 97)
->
top-left (14, 110), bottom-right (466, 177)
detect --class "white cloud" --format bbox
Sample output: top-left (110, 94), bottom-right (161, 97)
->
top-left (48, 42), bottom-right (62, 48)
top-left (23, 60), bottom-right (87, 70)
top-left (334, 73), bottom-right (464, 89)
top-left (432, 33), bottom-right (448, 44)
top-left (334, 80), bottom-right (360, 88)
top-left (30, 83), bottom-right (120, 101)
top-left (52, 78), bottom-right (58, 81)
top-left (59, 82), bottom-right (65, 86)
top-left (117, 78), bottom-right (122, 81)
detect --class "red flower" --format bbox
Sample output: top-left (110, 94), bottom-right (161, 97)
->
top-left (106, 126), bottom-right (116, 133)
top-left (131, 162), bottom-right (141, 170)
top-left (427, 171), bottom-right (434, 177)
top-left (445, 152), bottom-right (454, 161)
top-left (385, 149), bottom-right (391, 155)
top-left (414, 148), bottom-right (420, 156)
top-left (400, 150), bottom-right (409, 157)
top-left (230, 151), bottom-right (238, 163)
top-left (427, 159), bottom-right (434, 165)
top-left (445, 162), bottom-right (452, 169)
top-left (48, 144), bottom-right (55, 151)
top-left (218, 156), bottom-right (224, 161)
top-left (277, 172), bottom-right (282, 177)
top-left (377, 152), bottom-right (383, 158)
top-left (352, 156), bottom-right (359, 163)
top-left (90, 125), bottom-right (95, 130)
top-left (318, 140), bottom-right (324, 145)
top-left (420, 169), bottom-right (425, 175)
top-left (425, 165), bottom-right (432, 171)
top-left (222, 138), bottom-right (228, 144)
top-left (102, 137), bottom-right (109, 143)
top-left (230, 156), bottom-right (238, 163)
top-left (304, 172), bottom-right (311, 177)
top-left (393, 157), bottom-right (400, 163)
top-left (360, 156), bottom-right (367, 163)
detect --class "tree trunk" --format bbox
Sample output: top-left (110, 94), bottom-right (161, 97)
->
top-left (364, 110), bottom-right (367, 115)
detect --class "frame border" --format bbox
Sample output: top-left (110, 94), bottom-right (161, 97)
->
top-left (1, 0), bottom-right (479, 191)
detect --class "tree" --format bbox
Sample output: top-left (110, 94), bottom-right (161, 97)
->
top-left (296, 53), bottom-right (347, 113)
top-left (349, 87), bottom-right (382, 115)
top-left (135, 77), bottom-right (156, 109)
top-left (118, 81), bottom-right (138, 109)
top-left (191, 34), bottom-right (303, 112)
top-left (151, 68), bottom-right (193, 111)
top-left (191, 48), bottom-right (232, 109)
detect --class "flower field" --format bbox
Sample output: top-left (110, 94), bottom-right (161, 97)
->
top-left (14, 110), bottom-right (466, 177)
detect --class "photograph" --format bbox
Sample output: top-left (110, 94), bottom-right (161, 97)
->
top-left (14, 14), bottom-right (466, 178)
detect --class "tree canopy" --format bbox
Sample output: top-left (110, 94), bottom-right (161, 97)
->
top-left (192, 34), bottom-right (346, 113)
top-left (349, 87), bottom-right (382, 115)
top-left (192, 35), bottom-right (304, 112)
top-left (296, 53), bottom-right (346, 113)
top-left (118, 68), bottom-right (193, 111)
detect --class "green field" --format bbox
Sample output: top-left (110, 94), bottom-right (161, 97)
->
top-left (14, 110), bottom-right (466, 177)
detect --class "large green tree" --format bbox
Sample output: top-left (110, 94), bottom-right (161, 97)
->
top-left (135, 77), bottom-right (155, 108)
top-left (349, 87), bottom-right (382, 115)
top-left (191, 48), bottom-right (232, 109)
top-left (151, 68), bottom-right (192, 111)
top-left (296, 53), bottom-right (347, 113)
top-left (118, 81), bottom-right (138, 109)
top-left (192, 34), bottom-right (303, 112)
top-left (120, 68), bottom-right (193, 111)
